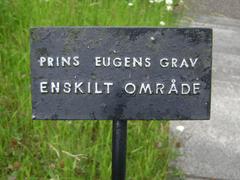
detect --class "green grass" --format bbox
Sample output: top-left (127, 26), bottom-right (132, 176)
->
top-left (0, 0), bottom-right (184, 179)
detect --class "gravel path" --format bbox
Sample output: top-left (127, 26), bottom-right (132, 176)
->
top-left (171, 1), bottom-right (240, 179)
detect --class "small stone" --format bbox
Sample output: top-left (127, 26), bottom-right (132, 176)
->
top-left (176, 125), bottom-right (185, 132)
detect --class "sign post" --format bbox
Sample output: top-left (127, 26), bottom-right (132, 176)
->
top-left (112, 120), bottom-right (127, 180)
top-left (30, 27), bottom-right (212, 179)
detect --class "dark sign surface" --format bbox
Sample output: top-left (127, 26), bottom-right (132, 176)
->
top-left (30, 27), bottom-right (212, 120)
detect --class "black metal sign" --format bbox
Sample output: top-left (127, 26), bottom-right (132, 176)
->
top-left (30, 27), bottom-right (212, 120)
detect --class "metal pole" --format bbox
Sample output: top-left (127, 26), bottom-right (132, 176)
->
top-left (112, 119), bottom-right (127, 180)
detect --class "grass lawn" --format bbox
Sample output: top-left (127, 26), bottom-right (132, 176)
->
top-left (0, 0), bottom-right (184, 179)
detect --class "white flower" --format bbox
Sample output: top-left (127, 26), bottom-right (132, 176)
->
top-left (155, 0), bottom-right (164, 3)
top-left (166, 5), bottom-right (173, 11)
top-left (159, 21), bottom-right (166, 26)
top-left (149, 0), bottom-right (154, 3)
top-left (165, 0), bottom-right (173, 5)
top-left (128, 2), bottom-right (134, 6)
top-left (176, 125), bottom-right (185, 132)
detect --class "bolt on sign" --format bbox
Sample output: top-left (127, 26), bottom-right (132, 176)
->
top-left (30, 27), bottom-right (212, 120)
